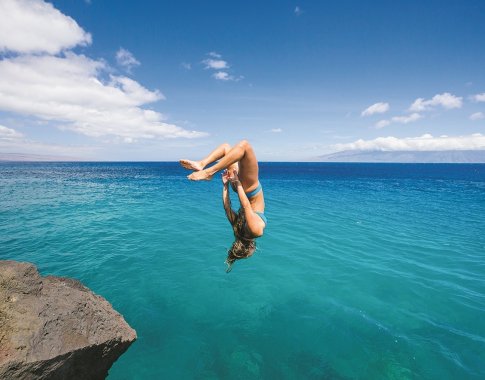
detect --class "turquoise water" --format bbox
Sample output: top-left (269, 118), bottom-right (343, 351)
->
top-left (1, 162), bottom-right (484, 379)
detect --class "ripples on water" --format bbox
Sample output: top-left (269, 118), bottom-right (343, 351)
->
top-left (1, 162), bottom-right (484, 379)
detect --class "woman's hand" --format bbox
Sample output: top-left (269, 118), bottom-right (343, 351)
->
top-left (228, 169), bottom-right (240, 184)
top-left (222, 169), bottom-right (233, 185)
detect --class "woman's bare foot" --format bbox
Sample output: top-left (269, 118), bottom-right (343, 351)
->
top-left (179, 159), bottom-right (204, 171)
top-left (187, 169), bottom-right (213, 181)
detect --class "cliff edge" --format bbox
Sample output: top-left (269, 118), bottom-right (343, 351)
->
top-left (0, 260), bottom-right (136, 380)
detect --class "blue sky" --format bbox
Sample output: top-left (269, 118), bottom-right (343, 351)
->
top-left (1, 0), bottom-right (485, 160)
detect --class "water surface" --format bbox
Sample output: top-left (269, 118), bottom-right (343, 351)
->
top-left (1, 162), bottom-right (484, 379)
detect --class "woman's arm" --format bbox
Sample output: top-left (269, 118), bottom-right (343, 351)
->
top-left (233, 180), bottom-right (265, 237)
top-left (222, 172), bottom-right (237, 225)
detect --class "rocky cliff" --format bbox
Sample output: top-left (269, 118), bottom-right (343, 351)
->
top-left (0, 260), bottom-right (136, 380)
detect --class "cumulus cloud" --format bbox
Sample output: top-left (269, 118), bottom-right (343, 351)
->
top-left (375, 120), bottom-right (391, 129)
top-left (116, 48), bottom-right (140, 72)
top-left (202, 52), bottom-right (242, 81)
top-left (374, 93), bottom-right (461, 129)
top-left (470, 112), bottom-right (484, 120)
top-left (0, 0), bottom-right (206, 142)
top-left (212, 71), bottom-right (242, 81)
top-left (391, 113), bottom-right (422, 124)
top-left (0, 125), bottom-right (23, 140)
top-left (333, 133), bottom-right (485, 152)
top-left (472, 93), bottom-right (485, 102)
top-left (409, 92), bottom-right (462, 112)
top-left (203, 58), bottom-right (229, 70)
top-left (0, 54), bottom-right (206, 139)
top-left (374, 113), bottom-right (421, 128)
top-left (361, 102), bottom-right (389, 116)
top-left (212, 71), bottom-right (230, 81)
top-left (0, 0), bottom-right (91, 54)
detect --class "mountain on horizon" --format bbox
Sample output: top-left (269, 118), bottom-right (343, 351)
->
top-left (319, 150), bottom-right (485, 163)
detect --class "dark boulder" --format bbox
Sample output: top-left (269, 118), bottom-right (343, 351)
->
top-left (0, 260), bottom-right (136, 380)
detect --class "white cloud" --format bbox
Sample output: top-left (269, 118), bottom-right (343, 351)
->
top-left (0, 125), bottom-right (23, 140)
top-left (333, 133), bottom-right (485, 152)
top-left (0, 0), bottom-right (91, 54)
top-left (470, 112), bottom-right (484, 120)
top-left (472, 93), bottom-right (485, 102)
top-left (391, 113), bottom-right (422, 124)
top-left (374, 113), bottom-right (421, 128)
top-left (294, 6), bottom-right (303, 16)
top-left (409, 92), bottom-right (462, 112)
top-left (0, 0), bottom-right (206, 142)
top-left (116, 48), bottom-right (140, 72)
top-left (362, 102), bottom-right (389, 117)
top-left (270, 128), bottom-right (283, 133)
top-left (181, 62), bottom-right (191, 70)
top-left (203, 58), bottom-right (229, 70)
top-left (375, 120), bottom-right (390, 129)
top-left (213, 71), bottom-right (232, 81)
top-left (0, 54), bottom-right (206, 140)
top-left (212, 71), bottom-right (242, 82)
top-left (202, 52), bottom-right (242, 81)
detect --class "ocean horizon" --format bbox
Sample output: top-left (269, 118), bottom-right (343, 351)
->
top-left (1, 162), bottom-right (484, 379)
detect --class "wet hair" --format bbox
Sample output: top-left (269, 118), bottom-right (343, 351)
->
top-left (225, 208), bottom-right (256, 272)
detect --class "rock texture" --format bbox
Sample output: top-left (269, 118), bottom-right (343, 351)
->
top-left (0, 260), bottom-right (136, 380)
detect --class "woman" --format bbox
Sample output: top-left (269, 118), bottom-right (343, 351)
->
top-left (180, 140), bottom-right (266, 272)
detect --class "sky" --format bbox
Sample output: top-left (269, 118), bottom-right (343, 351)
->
top-left (1, 0), bottom-right (485, 161)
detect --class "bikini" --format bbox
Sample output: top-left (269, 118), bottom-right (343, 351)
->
top-left (245, 182), bottom-right (262, 198)
top-left (254, 211), bottom-right (267, 225)
top-left (245, 182), bottom-right (267, 226)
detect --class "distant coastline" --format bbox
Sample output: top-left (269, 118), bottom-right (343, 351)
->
top-left (318, 150), bottom-right (485, 163)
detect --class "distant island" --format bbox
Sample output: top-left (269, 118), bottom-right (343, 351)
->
top-left (319, 150), bottom-right (485, 163)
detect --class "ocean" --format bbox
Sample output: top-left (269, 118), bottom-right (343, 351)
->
top-left (1, 162), bottom-right (484, 379)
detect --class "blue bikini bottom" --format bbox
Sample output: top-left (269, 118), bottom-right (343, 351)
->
top-left (245, 182), bottom-right (262, 198)
top-left (244, 182), bottom-right (266, 226)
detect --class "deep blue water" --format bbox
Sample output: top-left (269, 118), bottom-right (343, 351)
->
top-left (1, 162), bottom-right (484, 379)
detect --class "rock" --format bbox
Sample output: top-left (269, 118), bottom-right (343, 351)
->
top-left (0, 260), bottom-right (136, 380)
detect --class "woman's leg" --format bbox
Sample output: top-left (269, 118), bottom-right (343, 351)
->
top-left (187, 140), bottom-right (258, 189)
top-left (180, 143), bottom-right (231, 171)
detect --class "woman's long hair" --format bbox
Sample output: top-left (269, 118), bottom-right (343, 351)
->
top-left (225, 208), bottom-right (256, 272)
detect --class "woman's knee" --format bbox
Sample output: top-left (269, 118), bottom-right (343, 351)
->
top-left (237, 140), bottom-right (251, 150)
top-left (221, 142), bottom-right (232, 153)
